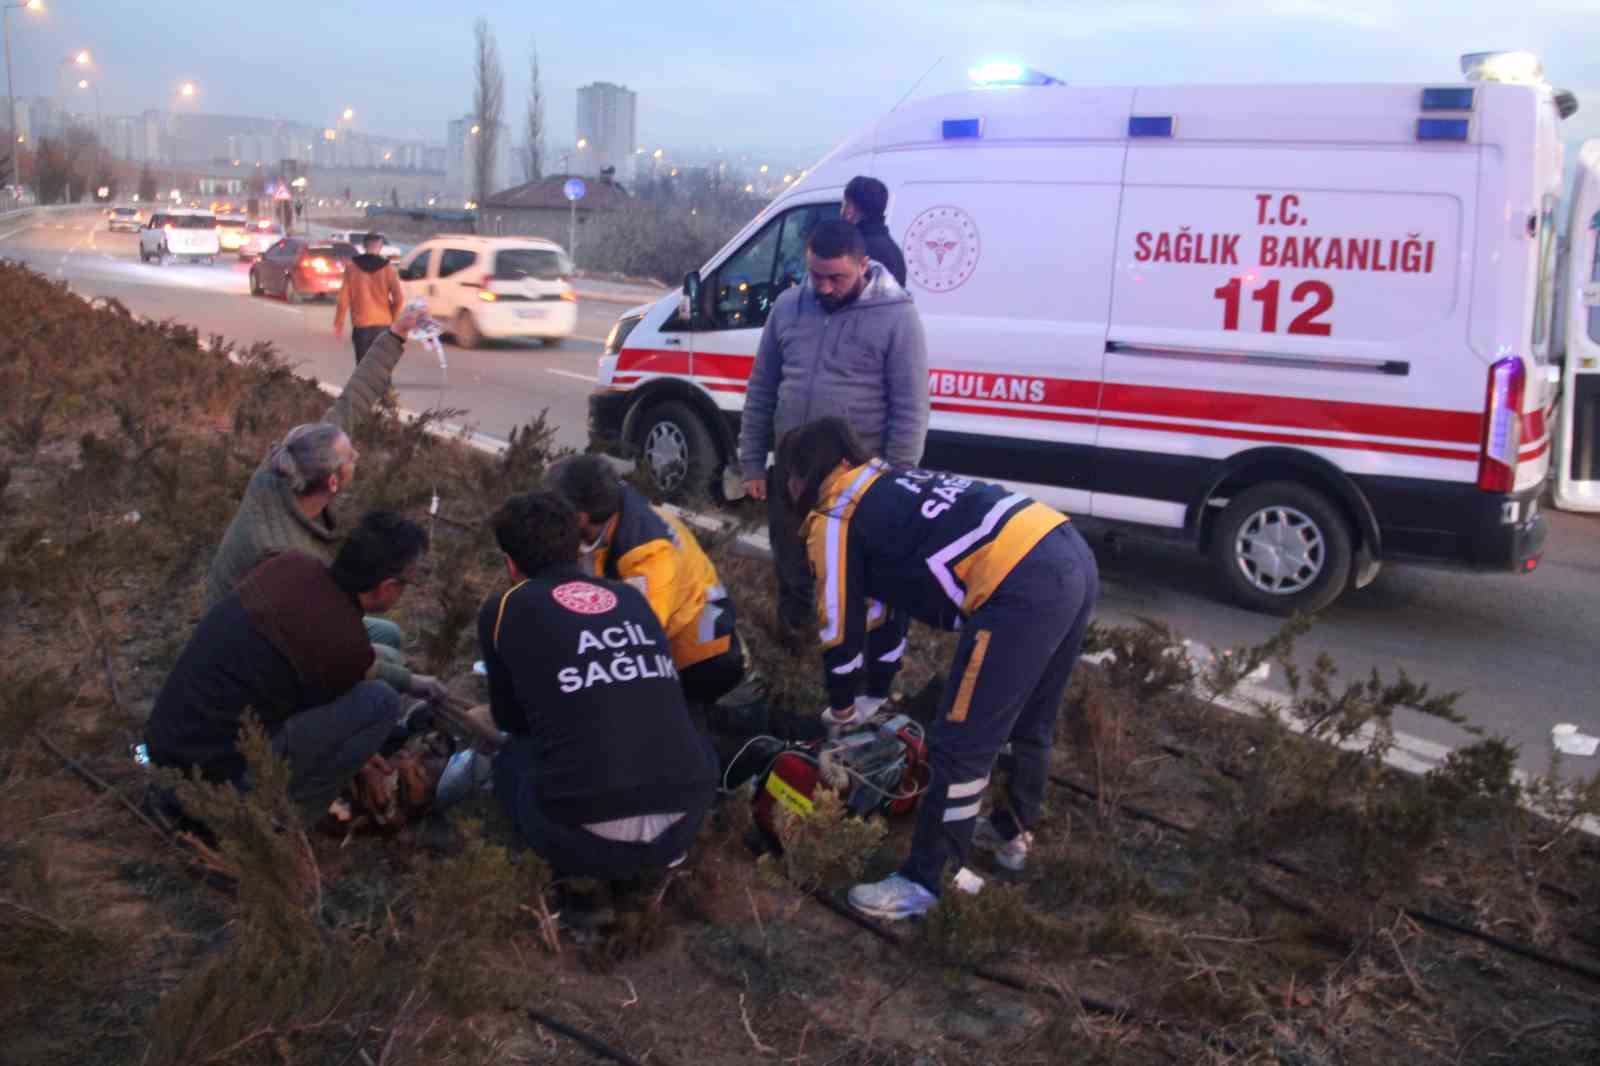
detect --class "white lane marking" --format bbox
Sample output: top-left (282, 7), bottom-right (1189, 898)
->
top-left (263, 303), bottom-right (304, 316)
top-left (545, 368), bottom-right (595, 383)
top-left (572, 332), bottom-right (611, 344)
top-left (0, 223), bottom-right (37, 242)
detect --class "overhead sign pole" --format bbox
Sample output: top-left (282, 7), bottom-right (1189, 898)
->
top-left (564, 178), bottom-right (586, 265)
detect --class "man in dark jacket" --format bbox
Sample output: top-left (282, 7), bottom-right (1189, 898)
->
top-left (146, 510), bottom-right (441, 815)
top-left (334, 232), bottom-right (406, 367)
top-left (480, 491), bottom-right (718, 880)
top-left (842, 176), bottom-right (906, 288)
top-left (738, 219), bottom-right (928, 638)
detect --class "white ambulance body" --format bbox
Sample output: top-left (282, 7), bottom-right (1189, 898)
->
top-left (591, 59), bottom-right (1569, 613)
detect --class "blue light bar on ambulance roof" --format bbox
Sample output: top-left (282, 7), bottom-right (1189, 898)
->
top-left (1421, 87), bottom-right (1475, 111)
top-left (1128, 116), bottom-right (1175, 138)
top-left (967, 61), bottom-right (1063, 87)
top-left (942, 118), bottom-right (983, 140)
top-left (1417, 117), bottom-right (1470, 141)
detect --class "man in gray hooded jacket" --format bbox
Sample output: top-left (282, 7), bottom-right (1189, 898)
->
top-left (739, 219), bottom-right (928, 639)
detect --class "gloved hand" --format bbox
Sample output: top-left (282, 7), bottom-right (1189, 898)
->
top-left (407, 673), bottom-right (449, 702)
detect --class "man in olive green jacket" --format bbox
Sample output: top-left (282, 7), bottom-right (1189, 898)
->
top-left (204, 306), bottom-right (440, 696)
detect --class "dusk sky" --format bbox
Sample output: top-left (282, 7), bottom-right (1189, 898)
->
top-left (9, 1), bottom-right (1599, 164)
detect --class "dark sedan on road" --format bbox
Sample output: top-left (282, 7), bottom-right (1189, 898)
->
top-left (247, 238), bottom-right (357, 304)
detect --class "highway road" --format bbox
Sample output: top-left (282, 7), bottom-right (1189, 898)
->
top-left (0, 210), bottom-right (637, 451)
top-left (5, 208), bottom-right (1600, 780)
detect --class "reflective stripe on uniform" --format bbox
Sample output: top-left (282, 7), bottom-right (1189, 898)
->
top-left (947, 629), bottom-right (991, 723)
top-left (492, 579), bottom-right (530, 649)
top-left (947, 774), bottom-right (990, 800)
top-left (943, 798), bottom-right (983, 823)
top-left (697, 600), bottom-right (723, 643)
top-left (925, 494), bottom-right (1028, 609)
top-left (879, 638), bottom-right (907, 664)
top-left (831, 652), bottom-right (864, 675)
top-left (818, 465), bottom-right (885, 648)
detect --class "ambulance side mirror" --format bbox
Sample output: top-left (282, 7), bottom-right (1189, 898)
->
top-left (680, 270), bottom-right (701, 321)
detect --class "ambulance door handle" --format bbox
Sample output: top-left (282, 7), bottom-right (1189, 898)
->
top-left (663, 337), bottom-right (682, 346)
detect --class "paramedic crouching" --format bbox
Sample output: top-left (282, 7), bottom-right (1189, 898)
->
top-left (781, 418), bottom-right (1100, 920)
top-left (480, 491), bottom-right (719, 879)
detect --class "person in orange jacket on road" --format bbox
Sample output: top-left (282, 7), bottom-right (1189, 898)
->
top-left (334, 232), bottom-right (406, 367)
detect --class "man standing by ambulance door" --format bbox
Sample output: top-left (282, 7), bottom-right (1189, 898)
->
top-left (738, 220), bottom-right (928, 648)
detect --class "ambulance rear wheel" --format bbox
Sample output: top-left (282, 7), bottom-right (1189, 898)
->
top-left (634, 400), bottom-right (717, 500)
top-left (1209, 481), bottom-right (1352, 615)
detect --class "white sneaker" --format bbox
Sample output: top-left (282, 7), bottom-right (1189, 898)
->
top-left (821, 696), bottom-right (884, 737)
top-left (847, 873), bottom-right (937, 920)
top-left (972, 817), bottom-right (1033, 872)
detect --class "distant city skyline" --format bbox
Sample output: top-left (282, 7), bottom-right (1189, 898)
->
top-left (11, 2), bottom-right (1593, 172)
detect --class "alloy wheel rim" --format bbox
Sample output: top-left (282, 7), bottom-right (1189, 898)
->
top-left (644, 422), bottom-right (689, 490)
top-left (1233, 505), bottom-right (1325, 595)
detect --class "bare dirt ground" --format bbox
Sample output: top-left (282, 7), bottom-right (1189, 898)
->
top-left (3, 259), bottom-right (1599, 1065)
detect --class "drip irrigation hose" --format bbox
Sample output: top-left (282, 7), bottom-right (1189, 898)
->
top-left (806, 889), bottom-right (1242, 1056)
top-left (525, 1008), bottom-right (645, 1066)
top-left (1048, 771), bottom-right (1600, 987)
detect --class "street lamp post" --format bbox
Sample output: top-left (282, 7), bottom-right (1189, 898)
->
top-left (3, 0), bottom-right (44, 204)
top-left (170, 81), bottom-right (196, 203)
top-left (76, 77), bottom-right (101, 197)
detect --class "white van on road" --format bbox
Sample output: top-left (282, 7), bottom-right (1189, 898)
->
top-left (396, 236), bottom-right (578, 349)
top-left (139, 209), bottom-right (220, 264)
top-left (590, 53), bottom-right (1575, 614)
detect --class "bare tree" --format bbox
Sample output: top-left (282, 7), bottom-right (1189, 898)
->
top-left (522, 36), bottom-right (545, 182)
top-left (471, 18), bottom-right (505, 206)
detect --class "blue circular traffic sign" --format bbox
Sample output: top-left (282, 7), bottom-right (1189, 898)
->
top-left (563, 178), bottom-right (586, 202)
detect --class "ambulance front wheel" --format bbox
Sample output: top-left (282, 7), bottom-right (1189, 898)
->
top-left (633, 400), bottom-right (718, 500)
top-left (1209, 481), bottom-right (1353, 616)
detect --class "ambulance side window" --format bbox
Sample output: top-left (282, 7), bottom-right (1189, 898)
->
top-left (1533, 194), bottom-right (1559, 351)
top-left (709, 218), bottom-right (781, 330)
top-left (705, 203), bottom-right (841, 331)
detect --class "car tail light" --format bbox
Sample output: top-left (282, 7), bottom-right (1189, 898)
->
top-left (477, 290), bottom-right (498, 302)
top-left (560, 290), bottom-right (578, 302)
top-left (306, 257), bottom-right (333, 274)
top-left (1477, 355), bottom-right (1525, 493)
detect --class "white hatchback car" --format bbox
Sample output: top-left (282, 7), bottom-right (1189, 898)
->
top-left (139, 209), bottom-right (221, 264)
top-left (324, 228), bottom-right (403, 261)
top-left (396, 236), bottom-right (577, 348)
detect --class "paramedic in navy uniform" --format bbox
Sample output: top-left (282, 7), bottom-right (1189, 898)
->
top-left (479, 490), bottom-right (719, 879)
top-left (780, 417), bottom-right (1099, 920)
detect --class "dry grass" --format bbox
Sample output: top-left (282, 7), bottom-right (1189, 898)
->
top-left (2, 258), bottom-right (1599, 1064)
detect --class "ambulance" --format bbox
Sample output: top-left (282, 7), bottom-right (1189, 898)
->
top-left (589, 52), bottom-right (1579, 614)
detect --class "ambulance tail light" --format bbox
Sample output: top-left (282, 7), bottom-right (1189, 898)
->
top-left (1477, 356), bottom-right (1525, 493)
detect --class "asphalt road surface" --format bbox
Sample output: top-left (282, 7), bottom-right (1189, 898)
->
top-left (0, 209), bottom-right (633, 451)
top-left (6, 209), bottom-right (1600, 779)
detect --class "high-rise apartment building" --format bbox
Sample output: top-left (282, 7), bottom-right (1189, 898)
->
top-left (575, 82), bottom-right (637, 180)
top-left (447, 114), bottom-right (512, 203)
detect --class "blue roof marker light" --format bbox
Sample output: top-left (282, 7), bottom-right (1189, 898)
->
top-left (968, 60), bottom-right (1063, 87)
top-left (1128, 115), bottom-right (1175, 138)
top-left (1421, 87), bottom-right (1475, 111)
top-left (942, 118), bottom-right (983, 140)
top-left (1417, 117), bottom-right (1470, 141)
